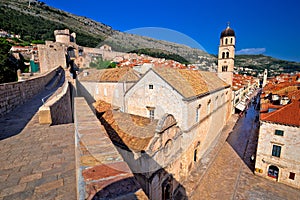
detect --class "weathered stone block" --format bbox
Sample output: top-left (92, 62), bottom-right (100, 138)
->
top-left (38, 107), bottom-right (52, 125)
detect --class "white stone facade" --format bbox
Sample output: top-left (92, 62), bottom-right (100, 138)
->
top-left (125, 69), bottom-right (232, 165)
top-left (255, 121), bottom-right (300, 189)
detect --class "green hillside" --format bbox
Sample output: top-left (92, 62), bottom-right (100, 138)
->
top-left (0, 2), bottom-right (105, 47)
top-left (0, 0), bottom-right (299, 84)
top-left (235, 54), bottom-right (300, 77)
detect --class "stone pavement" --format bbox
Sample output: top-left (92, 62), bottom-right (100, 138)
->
top-left (0, 86), bottom-right (76, 199)
top-left (187, 99), bottom-right (300, 200)
top-left (183, 113), bottom-right (239, 196)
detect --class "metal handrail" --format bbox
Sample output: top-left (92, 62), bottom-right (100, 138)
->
top-left (41, 92), bottom-right (55, 104)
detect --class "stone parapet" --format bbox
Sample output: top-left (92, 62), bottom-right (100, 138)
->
top-left (74, 97), bottom-right (148, 200)
top-left (38, 76), bottom-right (73, 125)
top-left (0, 67), bottom-right (60, 117)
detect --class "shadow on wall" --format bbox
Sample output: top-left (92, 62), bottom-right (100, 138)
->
top-left (93, 111), bottom-right (188, 200)
top-left (0, 69), bottom-right (65, 140)
top-left (76, 80), bottom-right (96, 113)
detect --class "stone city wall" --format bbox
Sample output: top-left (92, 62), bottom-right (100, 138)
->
top-left (74, 97), bottom-right (148, 200)
top-left (38, 77), bottom-right (73, 125)
top-left (0, 67), bottom-right (60, 117)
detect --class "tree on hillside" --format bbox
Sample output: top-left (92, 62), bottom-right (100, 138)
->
top-left (0, 39), bottom-right (17, 83)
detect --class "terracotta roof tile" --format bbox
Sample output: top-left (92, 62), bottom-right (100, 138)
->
top-left (102, 110), bottom-right (157, 151)
top-left (261, 100), bottom-right (300, 126)
top-left (152, 67), bottom-right (228, 99)
top-left (94, 100), bottom-right (158, 151)
top-left (78, 67), bottom-right (140, 82)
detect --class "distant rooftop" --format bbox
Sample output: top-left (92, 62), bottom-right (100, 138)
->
top-left (78, 67), bottom-right (141, 82)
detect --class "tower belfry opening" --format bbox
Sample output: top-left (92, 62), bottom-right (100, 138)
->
top-left (217, 23), bottom-right (236, 86)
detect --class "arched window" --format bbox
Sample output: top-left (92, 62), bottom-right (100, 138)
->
top-left (194, 149), bottom-right (198, 162)
top-left (268, 165), bottom-right (279, 180)
top-left (196, 104), bottom-right (201, 122)
top-left (226, 52), bottom-right (229, 58)
top-left (230, 38), bottom-right (233, 44)
top-left (222, 66), bottom-right (228, 72)
top-left (222, 52), bottom-right (225, 59)
top-left (225, 38), bottom-right (228, 44)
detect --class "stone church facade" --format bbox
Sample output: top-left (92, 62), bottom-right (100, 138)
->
top-left (91, 25), bottom-right (236, 199)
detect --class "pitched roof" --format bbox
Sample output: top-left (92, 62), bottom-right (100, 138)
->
top-left (102, 111), bottom-right (158, 151)
top-left (94, 100), bottom-right (158, 151)
top-left (261, 100), bottom-right (300, 126)
top-left (151, 67), bottom-right (229, 99)
top-left (78, 67), bottom-right (140, 82)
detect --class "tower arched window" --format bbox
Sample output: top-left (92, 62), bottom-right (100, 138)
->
top-left (222, 66), bottom-right (228, 72)
top-left (222, 52), bottom-right (225, 59)
top-left (226, 52), bottom-right (229, 58)
top-left (225, 38), bottom-right (228, 44)
top-left (230, 38), bottom-right (233, 44)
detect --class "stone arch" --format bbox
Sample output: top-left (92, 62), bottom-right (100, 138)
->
top-left (222, 52), bottom-right (225, 59)
top-left (156, 113), bottom-right (177, 133)
top-left (163, 139), bottom-right (173, 156)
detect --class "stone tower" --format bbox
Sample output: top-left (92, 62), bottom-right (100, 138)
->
top-left (262, 69), bottom-right (268, 87)
top-left (217, 23), bottom-right (235, 86)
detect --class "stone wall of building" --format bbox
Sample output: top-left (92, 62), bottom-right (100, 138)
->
top-left (0, 67), bottom-right (60, 117)
top-left (125, 70), bottom-right (185, 128)
top-left (38, 77), bottom-right (73, 125)
top-left (38, 42), bottom-right (66, 73)
top-left (78, 81), bottom-right (135, 110)
top-left (255, 121), bottom-right (300, 189)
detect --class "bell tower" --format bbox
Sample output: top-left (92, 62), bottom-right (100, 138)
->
top-left (217, 23), bottom-right (235, 86)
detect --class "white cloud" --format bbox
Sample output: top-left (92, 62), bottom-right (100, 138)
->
top-left (236, 48), bottom-right (266, 55)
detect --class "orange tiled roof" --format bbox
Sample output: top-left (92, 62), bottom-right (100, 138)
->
top-left (102, 110), bottom-right (157, 151)
top-left (261, 100), bottom-right (300, 126)
top-left (94, 100), bottom-right (158, 151)
top-left (78, 67), bottom-right (140, 82)
top-left (152, 67), bottom-right (228, 99)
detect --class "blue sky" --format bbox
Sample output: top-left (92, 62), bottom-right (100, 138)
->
top-left (43, 0), bottom-right (300, 62)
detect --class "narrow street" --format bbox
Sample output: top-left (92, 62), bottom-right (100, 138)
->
top-left (189, 93), bottom-right (300, 200)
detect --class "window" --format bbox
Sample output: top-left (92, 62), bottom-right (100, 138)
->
top-left (215, 96), bottom-right (219, 109)
top-left (222, 52), bottom-right (225, 59)
top-left (225, 38), bottom-right (228, 44)
top-left (289, 172), bottom-right (295, 180)
top-left (194, 149), bottom-right (198, 162)
top-left (226, 52), bottom-right (229, 58)
top-left (275, 130), bottom-right (284, 136)
top-left (230, 38), bottom-right (233, 44)
top-left (149, 84), bottom-right (153, 89)
top-left (196, 104), bottom-right (201, 122)
top-left (272, 145), bottom-right (281, 157)
top-left (268, 165), bottom-right (279, 179)
top-left (222, 66), bottom-right (228, 72)
top-left (235, 98), bottom-right (239, 104)
top-left (207, 99), bottom-right (211, 114)
top-left (149, 109), bottom-right (154, 120)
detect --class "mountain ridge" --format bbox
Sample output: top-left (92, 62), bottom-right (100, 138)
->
top-left (1, 0), bottom-right (299, 75)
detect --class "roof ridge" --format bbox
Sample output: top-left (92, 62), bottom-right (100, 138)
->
top-left (262, 102), bottom-right (293, 120)
top-left (262, 100), bottom-right (300, 126)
